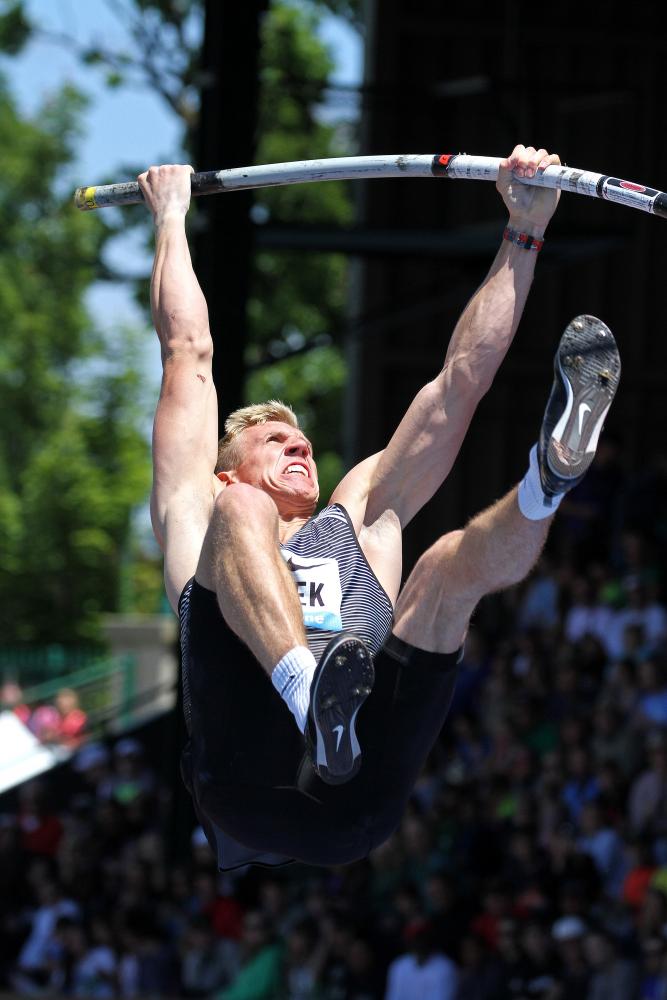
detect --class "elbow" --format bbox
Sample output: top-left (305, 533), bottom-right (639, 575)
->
top-left (161, 323), bottom-right (213, 363)
top-left (434, 354), bottom-right (495, 406)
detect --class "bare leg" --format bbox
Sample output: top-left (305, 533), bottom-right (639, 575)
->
top-left (393, 487), bottom-right (552, 654)
top-left (196, 483), bottom-right (306, 674)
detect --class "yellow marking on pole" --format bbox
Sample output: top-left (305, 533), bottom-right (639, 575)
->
top-left (74, 186), bottom-right (98, 210)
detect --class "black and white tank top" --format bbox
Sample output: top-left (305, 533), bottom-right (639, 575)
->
top-left (280, 503), bottom-right (393, 659)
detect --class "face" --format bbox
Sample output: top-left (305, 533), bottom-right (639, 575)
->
top-left (220, 421), bottom-right (319, 514)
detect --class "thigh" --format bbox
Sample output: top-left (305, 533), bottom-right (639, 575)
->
top-left (364, 638), bottom-right (459, 821)
top-left (297, 636), bottom-right (460, 852)
top-left (196, 777), bottom-right (371, 867)
top-left (184, 580), bottom-right (303, 789)
top-left (392, 529), bottom-right (475, 654)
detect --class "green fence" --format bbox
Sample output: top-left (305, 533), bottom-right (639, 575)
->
top-left (0, 646), bottom-right (108, 688)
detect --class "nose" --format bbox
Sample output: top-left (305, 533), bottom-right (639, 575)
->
top-left (285, 441), bottom-right (308, 459)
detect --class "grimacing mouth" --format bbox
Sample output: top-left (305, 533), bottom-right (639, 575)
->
top-left (284, 462), bottom-right (309, 477)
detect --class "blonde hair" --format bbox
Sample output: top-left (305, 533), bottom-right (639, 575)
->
top-left (215, 400), bottom-right (300, 473)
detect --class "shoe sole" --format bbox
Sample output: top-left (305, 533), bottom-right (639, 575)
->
top-left (310, 634), bottom-right (374, 786)
top-left (547, 315), bottom-right (621, 482)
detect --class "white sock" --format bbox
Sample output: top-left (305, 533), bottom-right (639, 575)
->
top-left (271, 646), bottom-right (317, 733)
top-left (517, 444), bottom-right (565, 520)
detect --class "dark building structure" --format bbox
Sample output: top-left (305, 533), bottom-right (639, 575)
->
top-left (353, 3), bottom-right (667, 568)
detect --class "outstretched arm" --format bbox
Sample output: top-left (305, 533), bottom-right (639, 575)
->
top-left (333, 144), bottom-right (561, 529)
top-left (139, 165), bottom-right (219, 609)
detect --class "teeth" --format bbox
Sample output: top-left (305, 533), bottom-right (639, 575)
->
top-left (286, 465), bottom-right (307, 476)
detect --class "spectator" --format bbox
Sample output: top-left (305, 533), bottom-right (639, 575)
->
top-left (517, 557), bottom-right (560, 632)
top-left (590, 704), bottom-right (637, 777)
top-left (562, 748), bottom-right (600, 825)
top-left (283, 919), bottom-right (325, 1000)
top-left (636, 888), bottom-right (667, 944)
top-left (214, 910), bottom-right (283, 1000)
top-left (622, 839), bottom-right (657, 912)
top-left (455, 934), bottom-right (503, 1000)
top-left (564, 577), bottom-right (613, 649)
top-left (0, 680), bottom-right (31, 725)
top-left (109, 738), bottom-right (156, 806)
top-left (577, 802), bottom-right (626, 899)
top-left (424, 872), bottom-right (468, 962)
top-left (180, 915), bottom-right (239, 997)
top-left (638, 937), bottom-right (667, 1000)
top-left (637, 661), bottom-right (667, 728)
top-left (582, 929), bottom-right (639, 1000)
top-left (629, 733), bottom-right (667, 841)
top-left (384, 920), bottom-right (458, 1000)
top-left (73, 742), bottom-right (114, 799)
top-left (29, 703), bottom-right (62, 743)
top-left (344, 934), bottom-right (385, 999)
top-left (16, 781), bottom-right (63, 858)
top-left (555, 436), bottom-right (625, 566)
top-left (551, 916), bottom-right (590, 1000)
top-left (606, 657), bottom-right (641, 718)
top-left (494, 918), bottom-right (528, 994)
top-left (11, 876), bottom-right (80, 993)
top-left (55, 688), bottom-right (87, 747)
top-left (51, 915), bottom-right (117, 998)
top-left (518, 921), bottom-right (559, 998)
top-left (192, 869), bottom-right (244, 941)
top-left (608, 583), bottom-right (667, 660)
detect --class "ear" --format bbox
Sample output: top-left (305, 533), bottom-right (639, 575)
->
top-left (216, 470), bottom-right (238, 485)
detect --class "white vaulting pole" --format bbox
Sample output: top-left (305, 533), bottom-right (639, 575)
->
top-left (73, 153), bottom-right (667, 220)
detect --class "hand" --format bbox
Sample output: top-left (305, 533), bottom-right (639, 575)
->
top-left (137, 164), bottom-right (194, 226)
top-left (496, 144), bottom-right (561, 237)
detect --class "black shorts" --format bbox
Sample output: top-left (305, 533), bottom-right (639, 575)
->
top-left (181, 580), bottom-right (459, 867)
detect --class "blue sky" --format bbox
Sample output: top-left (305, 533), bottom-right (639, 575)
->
top-left (4, 0), bottom-right (362, 384)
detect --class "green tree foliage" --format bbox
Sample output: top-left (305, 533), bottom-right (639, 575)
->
top-left (0, 81), bottom-right (152, 643)
top-left (50, 0), bottom-right (358, 499)
top-left (0, 0), bottom-right (30, 54)
top-left (0, 0), bottom-right (358, 643)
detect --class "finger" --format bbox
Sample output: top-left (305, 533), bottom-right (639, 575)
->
top-left (540, 152), bottom-right (562, 170)
top-left (514, 145), bottom-right (536, 178)
top-left (525, 148), bottom-right (548, 177)
top-left (507, 144), bottom-right (526, 173)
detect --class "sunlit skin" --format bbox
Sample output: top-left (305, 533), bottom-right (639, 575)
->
top-left (216, 421), bottom-right (320, 524)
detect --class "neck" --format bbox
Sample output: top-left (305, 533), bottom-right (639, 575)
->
top-left (278, 512), bottom-right (311, 544)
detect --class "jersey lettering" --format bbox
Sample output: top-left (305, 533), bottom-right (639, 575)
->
top-left (281, 548), bottom-right (343, 632)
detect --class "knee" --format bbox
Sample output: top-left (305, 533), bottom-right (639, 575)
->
top-left (408, 530), bottom-right (464, 590)
top-left (212, 484), bottom-right (277, 533)
top-left (393, 528), bottom-right (473, 652)
top-left (424, 529), bottom-right (464, 567)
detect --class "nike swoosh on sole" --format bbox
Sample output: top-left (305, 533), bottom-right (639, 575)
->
top-left (578, 402), bottom-right (591, 435)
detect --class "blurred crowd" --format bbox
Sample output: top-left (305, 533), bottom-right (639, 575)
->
top-left (1, 683), bottom-right (88, 748)
top-left (3, 441), bottom-right (667, 998)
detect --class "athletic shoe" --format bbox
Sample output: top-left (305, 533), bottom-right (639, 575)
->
top-left (305, 632), bottom-right (374, 785)
top-left (538, 314), bottom-right (621, 499)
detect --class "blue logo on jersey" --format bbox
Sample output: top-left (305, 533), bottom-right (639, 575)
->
top-left (304, 610), bottom-right (343, 632)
